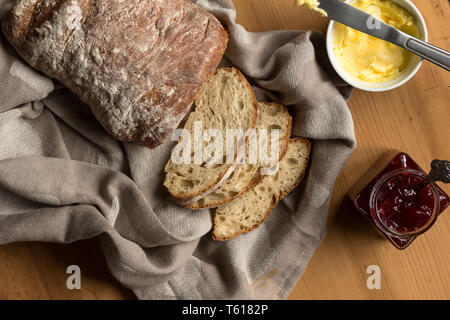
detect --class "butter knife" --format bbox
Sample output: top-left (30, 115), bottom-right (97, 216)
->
top-left (318, 0), bottom-right (450, 71)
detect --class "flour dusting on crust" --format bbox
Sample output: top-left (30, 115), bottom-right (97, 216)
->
top-left (2, 0), bottom-right (228, 148)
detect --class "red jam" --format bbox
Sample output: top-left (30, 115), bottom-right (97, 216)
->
top-left (349, 151), bottom-right (449, 249)
top-left (376, 173), bottom-right (434, 234)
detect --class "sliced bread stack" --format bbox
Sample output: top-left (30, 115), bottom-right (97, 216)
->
top-left (185, 102), bottom-right (292, 209)
top-left (164, 68), bottom-right (258, 204)
top-left (164, 67), bottom-right (310, 241)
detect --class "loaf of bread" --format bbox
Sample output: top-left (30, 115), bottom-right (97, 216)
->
top-left (185, 102), bottom-right (292, 210)
top-left (164, 68), bottom-right (258, 204)
top-left (2, 0), bottom-right (228, 148)
top-left (213, 138), bottom-right (311, 241)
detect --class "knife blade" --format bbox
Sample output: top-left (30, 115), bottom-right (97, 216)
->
top-left (318, 0), bottom-right (450, 71)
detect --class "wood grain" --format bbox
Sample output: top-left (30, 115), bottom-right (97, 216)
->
top-left (0, 0), bottom-right (448, 299)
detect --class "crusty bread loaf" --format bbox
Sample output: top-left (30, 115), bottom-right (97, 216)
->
top-left (164, 68), bottom-right (258, 203)
top-left (2, 0), bottom-right (228, 148)
top-left (186, 102), bottom-right (292, 209)
top-left (213, 137), bottom-right (311, 241)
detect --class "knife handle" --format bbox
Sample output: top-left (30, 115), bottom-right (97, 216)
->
top-left (404, 37), bottom-right (450, 72)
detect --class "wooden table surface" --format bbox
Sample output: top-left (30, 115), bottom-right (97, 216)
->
top-left (0, 0), bottom-right (449, 300)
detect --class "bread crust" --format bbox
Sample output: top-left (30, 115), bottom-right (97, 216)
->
top-left (165, 67), bottom-right (259, 202)
top-left (212, 137), bottom-right (311, 241)
top-left (2, 0), bottom-right (228, 148)
top-left (185, 101), bottom-right (293, 210)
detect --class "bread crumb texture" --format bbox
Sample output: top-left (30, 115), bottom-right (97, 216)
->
top-left (186, 102), bottom-right (292, 209)
top-left (164, 68), bottom-right (258, 200)
top-left (213, 138), bottom-right (311, 241)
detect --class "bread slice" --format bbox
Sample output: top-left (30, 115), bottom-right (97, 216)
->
top-left (185, 102), bottom-right (292, 209)
top-left (164, 68), bottom-right (258, 203)
top-left (213, 137), bottom-right (311, 241)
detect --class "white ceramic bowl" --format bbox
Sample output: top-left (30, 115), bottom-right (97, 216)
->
top-left (326, 0), bottom-right (428, 92)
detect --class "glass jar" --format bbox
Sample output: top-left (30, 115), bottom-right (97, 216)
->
top-left (369, 168), bottom-right (440, 239)
top-left (349, 151), bottom-right (449, 249)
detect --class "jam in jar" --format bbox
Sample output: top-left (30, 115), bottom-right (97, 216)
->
top-left (349, 151), bottom-right (449, 249)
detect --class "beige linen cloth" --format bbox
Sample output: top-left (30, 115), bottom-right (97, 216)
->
top-left (0, 0), bottom-right (355, 299)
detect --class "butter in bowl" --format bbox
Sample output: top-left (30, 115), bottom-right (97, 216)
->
top-left (325, 0), bottom-right (428, 91)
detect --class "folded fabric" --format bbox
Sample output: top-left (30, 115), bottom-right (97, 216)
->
top-left (0, 0), bottom-right (355, 299)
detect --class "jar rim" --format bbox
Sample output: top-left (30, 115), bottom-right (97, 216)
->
top-left (369, 168), bottom-right (440, 238)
